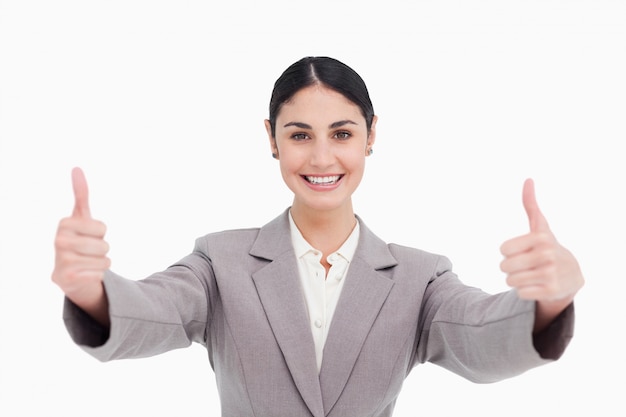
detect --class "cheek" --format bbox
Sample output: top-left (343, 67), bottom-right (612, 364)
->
top-left (278, 156), bottom-right (300, 183)
top-left (277, 145), bottom-right (305, 170)
top-left (343, 151), bottom-right (367, 173)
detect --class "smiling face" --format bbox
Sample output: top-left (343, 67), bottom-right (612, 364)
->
top-left (265, 84), bottom-right (376, 217)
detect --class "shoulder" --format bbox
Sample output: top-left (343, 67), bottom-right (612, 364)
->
top-left (387, 242), bottom-right (453, 276)
top-left (194, 227), bottom-right (261, 253)
top-left (356, 214), bottom-right (453, 275)
top-left (191, 209), bottom-right (292, 260)
top-left (387, 242), bottom-right (446, 262)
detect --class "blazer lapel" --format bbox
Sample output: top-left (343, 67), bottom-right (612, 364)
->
top-left (318, 217), bottom-right (398, 414)
top-left (250, 210), bottom-right (325, 417)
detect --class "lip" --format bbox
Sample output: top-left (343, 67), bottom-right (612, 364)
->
top-left (301, 174), bottom-right (344, 191)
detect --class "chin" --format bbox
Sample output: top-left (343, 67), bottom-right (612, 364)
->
top-left (297, 196), bottom-right (353, 213)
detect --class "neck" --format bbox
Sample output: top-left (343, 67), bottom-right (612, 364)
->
top-left (290, 201), bottom-right (356, 255)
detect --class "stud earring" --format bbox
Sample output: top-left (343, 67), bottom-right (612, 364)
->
top-left (272, 152), bottom-right (278, 159)
top-left (367, 148), bottom-right (373, 156)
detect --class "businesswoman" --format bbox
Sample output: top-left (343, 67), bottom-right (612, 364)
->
top-left (52, 56), bottom-right (584, 417)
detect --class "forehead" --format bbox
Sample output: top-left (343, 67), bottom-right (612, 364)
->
top-left (277, 85), bottom-right (363, 123)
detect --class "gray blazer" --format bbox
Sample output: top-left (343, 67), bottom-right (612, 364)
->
top-left (64, 209), bottom-right (574, 417)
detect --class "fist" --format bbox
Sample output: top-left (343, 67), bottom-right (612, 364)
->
top-left (500, 179), bottom-right (584, 302)
top-left (52, 167), bottom-right (111, 298)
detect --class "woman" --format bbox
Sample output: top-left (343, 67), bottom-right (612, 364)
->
top-left (52, 56), bottom-right (584, 417)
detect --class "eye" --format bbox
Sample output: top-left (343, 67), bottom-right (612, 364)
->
top-left (290, 133), bottom-right (310, 141)
top-left (333, 131), bottom-right (352, 140)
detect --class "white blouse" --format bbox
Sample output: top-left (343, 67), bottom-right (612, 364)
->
top-left (288, 211), bottom-right (360, 372)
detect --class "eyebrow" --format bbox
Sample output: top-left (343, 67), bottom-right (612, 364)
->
top-left (283, 120), bottom-right (359, 129)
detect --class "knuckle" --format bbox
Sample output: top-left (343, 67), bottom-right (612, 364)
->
top-left (535, 248), bottom-right (556, 265)
top-left (55, 250), bottom-right (75, 266)
top-left (499, 259), bottom-right (508, 273)
top-left (94, 220), bottom-right (108, 236)
top-left (54, 233), bottom-right (71, 250)
top-left (58, 217), bottom-right (73, 228)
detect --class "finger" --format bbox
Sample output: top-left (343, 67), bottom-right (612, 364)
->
top-left (55, 233), bottom-right (110, 257)
top-left (510, 278), bottom-right (561, 302)
top-left (54, 254), bottom-right (112, 273)
top-left (514, 285), bottom-right (550, 301)
top-left (505, 267), bottom-right (549, 287)
top-left (72, 167), bottom-right (91, 218)
top-left (58, 217), bottom-right (107, 238)
top-left (500, 234), bottom-right (531, 257)
top-left (500, 251), bottom-right (540, 275)
top-left (52, 267), bottom-right (109, 292)
top-left (500, 231), bottom-right (553, 257)
top-left (522, 178), bottom-right (550, 232)
top-left (505, 268), bottom-right (550, 300)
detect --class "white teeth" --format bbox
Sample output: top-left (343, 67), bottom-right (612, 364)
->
top-left (306, 175), bottom-right (341, 185)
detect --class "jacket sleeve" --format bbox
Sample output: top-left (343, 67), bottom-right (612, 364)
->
top-left (416, 255), bottom-right (575, 383)
top-left (62, 245), bottom-right (217, 362)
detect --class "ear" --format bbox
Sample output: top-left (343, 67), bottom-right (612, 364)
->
top-left (264, 119), bottom-right (279, 157)
top-left (366, 115), bottom-right (378, 151)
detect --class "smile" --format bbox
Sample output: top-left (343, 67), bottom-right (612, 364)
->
top-left (303, 175), bottom-right (343, 185)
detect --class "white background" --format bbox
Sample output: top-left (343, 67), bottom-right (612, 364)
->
top-left (1, 1), bottom-right (625, 416)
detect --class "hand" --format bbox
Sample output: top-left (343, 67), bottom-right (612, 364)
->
top-left (500, 179), bottom-right (584, 329)
top-left (52, 167), bottom-right (111, 325)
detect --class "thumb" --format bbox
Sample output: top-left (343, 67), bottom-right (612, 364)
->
top-left (71, 167), bottom-right (91, 218)
top-left (522, 178), bottom-right (549, 232)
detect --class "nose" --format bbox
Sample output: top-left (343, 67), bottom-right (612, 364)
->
top-left (309, 139), bottom-right (335, 168)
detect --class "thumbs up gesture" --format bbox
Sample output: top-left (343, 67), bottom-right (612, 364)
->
top-left (500, 179), bottom-right (584, 330)
top-left (52, 167), bottom-right (111, 326)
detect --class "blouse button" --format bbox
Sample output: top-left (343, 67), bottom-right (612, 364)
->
top-left (314, 319), bottom-right (323, 328)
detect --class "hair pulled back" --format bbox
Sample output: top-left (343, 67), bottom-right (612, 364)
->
top-left (268, 56), bottom-right (375, 137)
